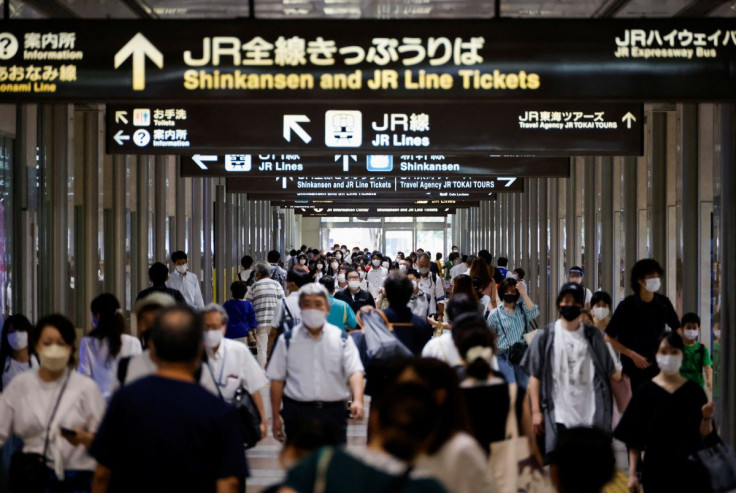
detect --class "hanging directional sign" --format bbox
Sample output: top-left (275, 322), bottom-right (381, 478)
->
top-left (227, 176), bottom-right (523, 194)
top-left (294, 207), bottom-right (457, 217)
top-left (233, 190), bottom-right (509, 200)
top-left (106, 102), bottom-right (643, 156)
top-left (0, 20), bottom-right (734, 101)
top-left (275, 200), bottom-right (479, 208)
top-left (179, 154), bottom-right (569, 178)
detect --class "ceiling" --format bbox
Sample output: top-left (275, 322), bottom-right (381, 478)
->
top-left (5, 0), bottom-right (735, 19)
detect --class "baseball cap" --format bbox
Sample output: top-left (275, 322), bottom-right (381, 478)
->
top-left (557, 282), bottom-right (585, 306)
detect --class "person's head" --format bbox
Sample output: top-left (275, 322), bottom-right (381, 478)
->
top-left (416, 253), bottom-right (431, 276)
top-left (549, 427), bottom-right (615, 493)
top-left (171, 251), bottom-right (188, 273)
top-left (435, 252), bottom-right (442, 261)
top-left (630, 258), bottom-right (663, 295)
top-left (498, 278), bottom-right (520, 305)
top-left (557, 282), bottom-right (585, 323)
top-left (148, 261), bottom-right (169, 285)
top-left (679, 312), bottom-right (701, 343)
top-left (384, 272), bottom-right (414, 308)
top-left (90, 293), bottom-right (126, 358)
top-left (453, 320), bottom-right (497, 381)
top-left (396, 358), bottom-right (469, 454)
top-left (279, 420), bottom-right (338, 469)
top-left (300, 245), bottom-right (307, 252)
top-left (579, 309), bottom-right (594, 326)
top-left (451, 245), bottom-right (458, 253)
top-left (469, 257), bottom-right (493, 291)
top-left (513, 267), bottom-right (525, 280)
top-left (656, 331), bottom-right (685, 376)
top-left (497, 257), bottom-right (508, 267)
top-left (33, 314), bottom-right (76, 373)
top-left (240, 255), bottom-right (254, 270)
top-left (1, 314), bottom-right (33, 360)
top-left (371, 252), bottom-right (384, 268)
top-left (370, 382), bottom-right (439, 462)
top-left (451, 274), bottom-right (479, 303)
top-left (289, 249), bottom-right (298, 258)
top-left (416, 248), bottom-right (425, 255)
top-left (201, 303), bottom-right (228, 351)
top-left (448, 252), bottom-right (459, 263)
top-left (230, 280), bottom-right (248, 300)
top-left (477, 249), bottom-right (492, 266)
top-left (381, 256), bottom-right (392, 270)
top-left (150, 306), bottom-right (203, 371)
top-left (406, 269), bottom-right (420, 293)
top-left (134, 292), bottom-right (176, 349)
top-left (297, 254), bottom-right (307, 266)
top-left (328, 256), bottom-right (340, 272)
top-left (445, 293), bottom-right (484, 327)
top-left (298, 283), bottom-right (331, 332)
top-left (286, 269), bottom-right (311, 293)
top-left (568, 266), bottom-right (584, 285)
top-left (318, 275), bottom-right (336, 294)
top-left (254, 261), bottom-right (271, 280)
top-left (590, 291), bottom-right (612, 320)
top-left (346, 268), bottom-right (362, 292)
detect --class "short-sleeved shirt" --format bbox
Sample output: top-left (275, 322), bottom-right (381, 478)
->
top-left (334, 288), bottom-right (375, 314)
top-left (327, 295), bottom-right (358, 331)
top-left (605, 293), bottom-right (680, 374)
top-left (681, 343), bottom-right (712, 388)
top-left (90, 375), bottom-right (246, 493)
top-left (222, 299), bottom-right (258, 339)
top-left (284, 447), bottom-right (447, 493)
top-left (166, 270), bottom-right (205, 309)
top-left (266, 322), bottom-right (363, 402)
top-left (201, 338), bottom-right (268, 401)
top-left (246, 278), bottom-right (285, 327)
top-left (486, 301), bottom-right (540, 350)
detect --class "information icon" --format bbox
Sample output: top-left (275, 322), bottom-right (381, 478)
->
top-left (325, 110), bottom-right (362, 148)
top-left (133, 129), bottom-right (151, 147)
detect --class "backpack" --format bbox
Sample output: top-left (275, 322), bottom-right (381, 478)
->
top-left (268, 299), bottom-right (298, 362)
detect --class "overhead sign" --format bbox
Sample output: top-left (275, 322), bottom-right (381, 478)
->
top-left (294, 207), bottom-right (456, 217)
top-left (180, 154), bottom-right (569, 178)
top-left (107, 102), bottom-right (643, 155)
top-left (0, 20), bottom-right (734, 101)
top-left (233, 190), bottom-right (505, 200)
top-left (275, 200), bottom-right (479, 208)
top-left (227, 176), bottom-right (523, 194)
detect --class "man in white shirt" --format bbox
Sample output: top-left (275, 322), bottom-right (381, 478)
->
top-left (267, 283), bottom-right (364, 445)
top-left (366, 253), bottom-right (388, 300)
top-left (450, 254), bottom-right (470, 280)
top-left (416, 254), bottom-right (446, 323)
top-left (269, 270), bottom-right (311, 357)
top-left (407, 269), bottom-right (431, 320)
top-left (200, 303), bottom-right (268, 440)
top-left (166, 251), bottom-right (205, 309)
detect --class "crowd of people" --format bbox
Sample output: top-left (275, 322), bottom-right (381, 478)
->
top-left (0, 243), bottom-right (725, 493)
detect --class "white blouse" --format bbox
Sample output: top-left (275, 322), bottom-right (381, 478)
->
top-left (2, 355), bottom-right (39, 391)
top-left (0, 369), bottom-right (106, 479)
top-left (77, 334), bottom-right (142, 399)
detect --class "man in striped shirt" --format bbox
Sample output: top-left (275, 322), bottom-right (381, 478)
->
top-left (487, 278), bottom-right (539, 389)
top-left (246, 262), bottom-right (285, 368)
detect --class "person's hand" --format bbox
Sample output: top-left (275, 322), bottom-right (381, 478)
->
top-left (359, 305), bottom-right (374, 314)
top-left (628, 351), bottom-right (650, 369)
top-left (260, 421), bottom-right (268, 440)
top-left (627, 474), bottom-right (640, 492)
top-left (62, 429), bottom-right (93, 448)
top-left (532, 411), bottom-right (544, 435)
top-left (272, 415), bottom-right (285, 442)
top-left (517, 282), bottom-right (527, 297)
top-left (702, 402), bottom-right (715, 421)
top-left (350, 400), bottom-right (365, 420)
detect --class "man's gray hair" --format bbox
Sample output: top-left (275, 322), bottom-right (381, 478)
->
top-left (298, 282), bottom-right (331, 307)
top-left (254, 261), bottom-right (271, 278)
top-left (418, 253), bottom-right (431, 262)
top-left (201, 303), bottom-right (229, 325)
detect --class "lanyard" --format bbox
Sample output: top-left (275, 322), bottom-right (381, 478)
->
top-left (212, 343), bottom-right (228, 387)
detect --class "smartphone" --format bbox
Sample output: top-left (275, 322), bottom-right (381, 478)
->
top-left (60, 427), bottom-right (77, 437)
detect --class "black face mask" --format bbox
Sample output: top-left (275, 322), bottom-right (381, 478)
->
top-left (503, 293), bottom-right (520, 304)
top-left (559, 305), bottom-right (582, 322)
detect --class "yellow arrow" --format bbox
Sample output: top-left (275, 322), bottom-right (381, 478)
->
top-left (114, 33), bottom-right (164, 91)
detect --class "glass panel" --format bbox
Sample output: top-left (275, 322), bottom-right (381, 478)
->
top-left (417, 217), bottom-right (445, 222)
top-left (384, 217), bottom-right (413, 223)
top-left (321, 216), bottom-right (350, 222)
top-left (385, 230), bottom-right (413, 258)
top-left (328, 227), bottom-right (381, 251)
top-left (416, 230), bottom-right (445, 256)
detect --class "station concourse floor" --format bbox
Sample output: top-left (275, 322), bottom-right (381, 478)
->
top-left (244, 388), bottom-right (630, 493)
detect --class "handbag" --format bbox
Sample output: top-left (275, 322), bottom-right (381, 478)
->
top-left (9, 370), bottom-right (71, 493)
top-left (206, 360), bottom-right (262, 449)
top-left (690, 442), bottom-right (736, 493)
top-left (488, 384), bottom-right (555, 493)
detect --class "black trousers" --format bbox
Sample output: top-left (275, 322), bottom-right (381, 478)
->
top-left (282, 397), bottom-right (348, 445)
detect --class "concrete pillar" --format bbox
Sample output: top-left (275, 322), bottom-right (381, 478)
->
top-left (649, 112), bottom-right (668, 271)
top-left (215, 183), bottom-right (226, 304)
top-left (202, 178), bottom-right (213, 304)
top-left (528, 179), bottom-right (539, 302)
top-left (623, 157), bottom-right (638, 295)
top-left (539, 179), bottom-right (549, 324)
top-left (600, 157), bottom-right (614, 296)
top-left (583, 158), bottom-right (596, 291)
top-left (679, 104), bottom-right (699, 314)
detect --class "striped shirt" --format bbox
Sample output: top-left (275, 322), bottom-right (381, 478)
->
top-left (486, 301), bottom-right (540, 350)
top-left (245, 278), bottom-right (285, 327)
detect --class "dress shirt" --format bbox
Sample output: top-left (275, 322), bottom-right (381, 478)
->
top-left (366, 267), bottom-right (388, 299)
top-left (0, 370), bottom-right (105, 479)
top-left (487, 301), bottom-right (540, 350)
top-left (267, 322), bottom-right (364, 402)
top-left (418, 273), bottom-right (446, 316)
top-left (271, 291), bottom-right (302, 328)
top-left (246, 278), bottom-right (285, 327)
top-left (78, 334), bottom-right (142, 400)
top-left (201, 338), bottom-right (268, 403)
top-left (408, 290), bottom-right (431, 319)
top-left (166, 270), bottom-right (205, 309)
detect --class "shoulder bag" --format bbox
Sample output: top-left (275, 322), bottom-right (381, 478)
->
top-left (8, 370), bottom-right (71, 493)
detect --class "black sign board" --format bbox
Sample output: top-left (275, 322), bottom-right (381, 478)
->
top-left (0, 20), bottom-right (734, 101)
top-left (238, 190), bottom-right (506, 200)
top-left (227, 176), bottom-right (523, 194)
top-left (293, 207), bottom-right (456, 217)
top-left (275, 200), bottom-right (479, 208)
top-left (107, 102), bottom-right (643, 156)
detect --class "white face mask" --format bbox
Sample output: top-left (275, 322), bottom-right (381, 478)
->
top-left (299, 259), bottom-right (306, 265)
top-left (399, 264), bottom-right (407, 272)
top-left (714, 329), bottom-right (721, 339)
top-left (656, 353), bottom-right (683, 376)
top-left (331, 262), bottom-right (339, 270)
top-left (348, 280), bottom-right (361, 290)
top-left (203, 330), bottom-right (223, 349)
top-left (301, 309), bottom-right (326, 329)
top-left (683, 329), bottom-right (699, 341)
top-left (417, 266), bottom-right (430, 275)
top-left (337, 274), bottom-right (346, 283)
top-left (591, 307), bottom-right (610, 320)
top-left (358, 271), bottom-right (366, 280)
top-left (372, 259), bottom-right (381, 267)
top-left (509, 273), bottom-right (519, 280)
top-left (38, 344), bottom-right (71, 372)
top-left (336, 254), bottom-right (342, 260)
top-left (411, 280), bottom-right (418, 290)
top-left (645, 277), bottom-right (661, 293)
top-left (7, 332), bottom-right (28, 351)
top-left (452, 249), bottom-right (458, 253)
top-left (381, 261), bottom-right (389, 269)
top-left (316, 264), bottom-right (323, 270)
top-left (175, 264), bottom-right (188, 274)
